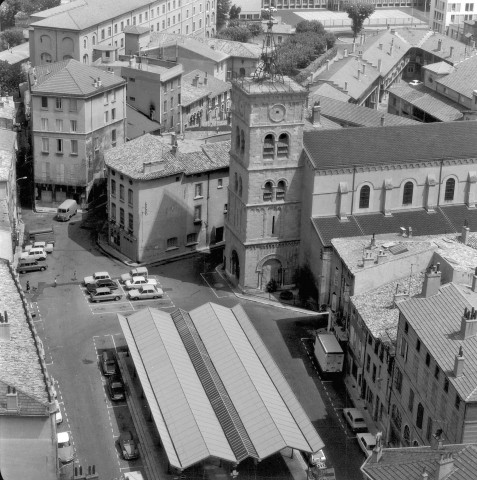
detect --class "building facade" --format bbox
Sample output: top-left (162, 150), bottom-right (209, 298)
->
top-left (29, 0), bottom-right (215, 67)
top-left (430, 0), bottom-right (476, 34)
top-left (29, 60), bottom-right (126, 208)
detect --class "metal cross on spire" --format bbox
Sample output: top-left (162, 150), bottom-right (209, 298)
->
top-left (251, 7), bottom-right (284, 83)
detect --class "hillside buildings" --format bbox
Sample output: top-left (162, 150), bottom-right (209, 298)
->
top-left (28, 60), bottom-right (126, 208)
top-left (28, 0), bottom-right (216, 67)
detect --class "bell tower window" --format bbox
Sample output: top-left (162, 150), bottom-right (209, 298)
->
top-left (240, 130), bottom-right (245, 155)
top-left (277, 133), bottom-right (289, 157)
top-left (263, 134), bottom-right (274, 159)
top-left (276, 180), bottom-right (286, 200)
top-left (235, 126), bottom-right (240, 152)
top-left (263, 181), bottom-right (273, 201)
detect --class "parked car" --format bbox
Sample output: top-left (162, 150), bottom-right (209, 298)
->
top-left (55, 399), bottom-right (63, 424)
top-left (84, 272), bottom-right (111, 286)
top-left (128, 284), bottom-right (164, 300)
top-left (20, 247), bottom-right (47, 261)
top-left (30, 241), bottom-right (54, 253)
top-left (101, 351), bottom-right (118, 376)
top-left (89, 287), bottom-right (122, 303)
top-left (409, 80), bottom-right (423, 86)
top-left (343, 408), bottom-right (368, 432)
top-left (108, 375), bottom-right (125, 401)
top-left (120, 267), bottom-right (149, 283)
top-left (118, 431), bottom-right (139, 460)
top-left (357, 433), bottom-right (376, 457)
top-left (56, 199), bottom-right (78, 221)
top-left (57, 431), bottom-right (74, 463)
top-left (302, 449), bottom-right (327, 468)
top-left (86, 279), bottom-right (119, 293)
top-left (124, 276), bottom-right (157, 290)
top-left (17, 258), bottom-right (48, 273)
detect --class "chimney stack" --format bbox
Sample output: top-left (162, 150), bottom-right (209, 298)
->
top-left (408, 226), bottom-right (413, 237)
top-left (312, 102), bottom-right (321, 125)
top-left (421, 468), bottom-right (428, 480)
top-left (454, 346), bottom-right (465, 377)
top-left (171, 133), bottom-right (176, 146)
top-left (460, 306), bottom-right (477, 339)
top-left (370, 233), bottom-right (376, 248)
top-left (344, 48), bottom-right (348, 57)
top-left (378, 58), bottom-right (382, 72)
top-left (0, 310), bottom-right (10, 341)
top-left (390, 44), bottom-right (394, 55)
top-left (377, 250), bottom-right (387, 264)
top-left (362, 64), bottom-right (366, 74)
top-left (6, 386), bottom-right (18, 411)
top-left (370, 432), bottom-right (384, 464)
top-left (462, 221), bottom-right (470, 245)
top-left (357, 69), bottom-right (361, 80)
top-left (437, 39), bottom-right (442, 51)
top-left (381, 114), bottom-right (385, 126)
top-left (344, 81), bottom-right (348, 93)
top-left (450, 46), bottom-right (454, 56)
top-left (379, 43), bottom-right (383, 50)
top-left (422, 264), bottom-right (441, 298)
top-left (352, 42), bottom-right (356, 53)
top-left (362, 249), bottom-right (375, 266)
top-left (472, 267), bottom-right (477, 292)
top-left (204, 72), bottom-right (208, 85)
top-left (97, 77), bottom-right (102, 87)
top-left (193, 74), bottom-right (200, 87)
top-left (431, 429), bottom-right (444, 450)
top-left (436, 453), bottom-right (455, 480)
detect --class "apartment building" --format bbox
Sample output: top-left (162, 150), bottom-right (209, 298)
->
top-left (29, 0), bottom-right (215, 67)
top-left (104, 134), bottom-right (229, 263)
top-left (29, 60), bottom-right (126, 208)
top-left (430, 0), bottom-right (476, 34)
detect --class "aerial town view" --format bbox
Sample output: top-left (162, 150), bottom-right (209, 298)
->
top-left (1, 0), bottom-right (477, 478)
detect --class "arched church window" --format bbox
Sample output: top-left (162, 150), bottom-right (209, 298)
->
top-left (444, 178), bottom-right (455, 201)
top-left (403, 181), bottom-right (413, 205)
top-left (416, 403), bottom-right (424, 429)
top-left (263, 134), bottom-right (274, 159)
top-left (403, 425), bottom-right (411, 446)
top-left (277, 133), bottom-right (289, 157)
top-left (240, 130), bottom-right (245, 155)
top-left (234, 173), bottom-right (238, 192)
top-left (263, 181), bottom-right (273, 201)
top-left (359, 185), bottom-right (370, 209)
top-left (276, 180), bottom-right (286, 200)
top-left (235, 126), bottom-right (240, 151)
top-left (239, 177), bottom-right (242, 197)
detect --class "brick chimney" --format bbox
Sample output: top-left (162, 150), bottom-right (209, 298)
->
top-left (460, 306), bottom-right (477, 339)
top-left (437, 39), bottom-right (442, 51)
top-left (362, 64), bottom-right (366, 74)
top-left (312, 102), bottom-right (321, 125)
top-left (450, 46), bottom-right (454, 57)
top-left (6, 386), bottom-right (18, 411)
top-left (435, 453), bottom-right (454, 480)
top-left (381, 114), bottom-right (385, 126)
top-left (204, 72), bottom-right (208, 85)
top-left (0, 310), bottom-right (10, 341)
top-left (378, 58), bottom-right (382, 72)
top-left (344, 81), bottom-right (348, 93)
top-left (422, 264), bottom-right (441, 298)
top-left (192, 74), bottom-right (200, 87)
top-left (454, 346), bottom-right (465, 377)
top-left (462, 221), bottom-right (470, 245)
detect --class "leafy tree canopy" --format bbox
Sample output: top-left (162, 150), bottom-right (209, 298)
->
top-left (343, 3), bottom-right (376, 40)
top-left (217, 25), bottom-right (252, 43)
top-left (0, 28), bottom-right (25, 51)
top-left (295, 20), bottom-right (326, 36)
top-left (229, 4), bottom-right (241, 20)
top-left (247, 22), bottom-right (263, 37)
top-left (216, 0), bottom-right (231, 31)
top-left (0, 0), bottom-right (60, 29)
top-left (0, 60), bottom-right (25, 95)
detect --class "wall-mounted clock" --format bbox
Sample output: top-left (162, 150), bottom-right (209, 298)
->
top-left (269, 104), bottom-right (286, 122)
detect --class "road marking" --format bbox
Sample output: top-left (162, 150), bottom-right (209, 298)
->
top-left (200, 272), bottom-right (233, 298)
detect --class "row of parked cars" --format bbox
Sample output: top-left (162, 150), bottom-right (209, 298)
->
top-left (100, 350), bottom-right (140, 461)
top-left (17, 241), bottom-right (55, 273)
top-left (342, 407), bottom-right (377, 457)
top-left (84, 267), bottom-right (164, 303)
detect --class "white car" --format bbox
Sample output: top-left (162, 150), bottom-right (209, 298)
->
top-left (357, 433), bottom-right (376, 457)
top-left (83, 271), bottom-right (111, 285)
top-left (120, 267), bottom-right (149, 283)
top-left (31, 241), bottom-right (54, 253)
top-left (343, 408), bottom-right (368, 432)
top-left (57, 431), bottom-right (74, 463)
top-left (124, 276), bottom-right (157, 290)
top-left (54, 399), bottom-right (63, 424)
top-left (409, 79), bottom-right (423, 86)
top-left (20, 248), bottom-right (47, 261)
top-left (128, 284), bottom-right (164, 300)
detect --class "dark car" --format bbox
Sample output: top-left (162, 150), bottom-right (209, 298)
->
top-left (108, 375), bottom-right (125, 401)
top-left (89, 287), bottom-right (122, 302)
top-left (118, 431), bottom-right (139, 460)
top-left (17, 258), bottom-right (48, 273)
top-left (101, 351), bottom-right (117, 376)
top-left (86, 279), bottom-right (119, 293)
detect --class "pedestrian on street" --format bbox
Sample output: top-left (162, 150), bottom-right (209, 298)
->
top-left (26, 281), bottom-right (30, 293)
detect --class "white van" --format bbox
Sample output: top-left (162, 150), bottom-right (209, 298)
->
top-left (57, 199), bottom-right (78, 221)
top-left (21, 247), bottom-right (47, 261)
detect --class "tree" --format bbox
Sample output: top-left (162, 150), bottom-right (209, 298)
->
top-left (343, 3), bottom-right (376, 41)
top-left (324, 31), bottom-right (336, 49)
top-left (0, 0), bottom-right (22, 30)
top-left (217, 25), bottom-right (252, 43)
top-left (293, 264), bottom-right (318, 306)
top-left (229, 4), bottom-right (241, 20)
top-left (0, 28), bottom-right (25, 51)
top-left (0, 60), bottom-right (25, 96)
top-left (247, 22), bottom-right (263, 37)
top-left (216, 0), bottom-right (231, 31)
top-left (260, 9), bottom-right (271, 20)
top-left (295, 20), bottom-right (325, 36)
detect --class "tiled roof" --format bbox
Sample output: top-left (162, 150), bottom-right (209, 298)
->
top-left (31, 0), bottom-right (158, 30)
top-left (398, 283), bottom-right (477, 402)
top-left (312, 95), bottom-right (419, 127)
top-left (440, 204), bottom-right (477, 233)
top-left (313, 208), bottom-right (456, 246)
top-left (309, 82), bottom-right (351, 102)
top-left (123, 25), bottom-right (150, 35)
top-left (362, 443), bottom-right (477, 480)
top-left (437, 55), bottom-right (477, 99)
top-left (303, 121), bottom-right (477, 170)
top-left (31, 59), bottom-right (125, 96)
top-left (0, 129), bottom-right (16, 153)
top-left (0, 42), bottom-right (30, 65)
top-left (351, 272), bottom-right (424, 342)
top-left (423, 61), bottom-right (455, 74)
top-left (0, 261), bottom-right (50, 408)
top-left (105, 134), bottom-right (230, 180)
top-left (204, 38), bottom-right (262, 59)
top-left (0, 380), bottom-right (50, 416)
top-left (0, 96), bottom-right (17, 123)
top-left (387, 83), bottom-right (465, 121)
top-left (181, 69), bottom-right (231, 106)
top-left (126, 105), bottom-right (161, 140)
top-left (0, 130), bottom-right (16, 181)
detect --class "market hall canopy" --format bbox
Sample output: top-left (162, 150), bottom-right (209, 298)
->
top-left (118, 303), bottom-right (324, 470)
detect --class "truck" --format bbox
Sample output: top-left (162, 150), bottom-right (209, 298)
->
top-left (313, 333), bottom-right (344, 374)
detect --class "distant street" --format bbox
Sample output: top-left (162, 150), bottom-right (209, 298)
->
top-left (21, 208), bottom-right (366, 480)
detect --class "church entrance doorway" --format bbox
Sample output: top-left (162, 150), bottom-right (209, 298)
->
top-left (261, 258), bottom-right (282, 290)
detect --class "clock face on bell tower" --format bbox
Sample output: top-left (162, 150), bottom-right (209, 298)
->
top-left (269, 104), bottom-right (286, 123)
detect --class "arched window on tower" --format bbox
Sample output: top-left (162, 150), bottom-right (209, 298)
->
top-left (359, 185), bottom-right (370, 209)
top-left (235, 126), bottom-right (240, 151)
top-left (92, 35), bottom-right (96, 45)
top-left (277, 133), bottom-right (289, 157)
top-left (263, 181), bottom-right (273, 201)
top-left (234, 173), bottom-right (238, 192)
top-left (263, 134), bottom-right (274, 159)
top-left (239, 177), bottom-right (242, 197)
top-left (240, 130), bottom-right (245, 155)
top-left (83, 37), bottom-right (87, 48)
top-left (276, 180), bottom-right (286, 200)
top-left (444, 178), bottom-right (455, 201)
top-left (416, 403), bottom-right (424, 429)
top-left (403, 181), bottom-right (414, 205)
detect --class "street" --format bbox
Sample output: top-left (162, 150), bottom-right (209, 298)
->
top-left (20, 209), bottom-right (366, 480)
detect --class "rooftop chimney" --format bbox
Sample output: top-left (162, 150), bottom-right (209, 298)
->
top-left (97, 77), bottom-right (102, 87)
top-left (312, 102), bottom-right (321, 125)
top-left (370, 432), bottom-right (384, 464)
top-left (422, 264), bottom-right (441, 298)
top-left (192, 74), bottom-right (200, 87)
top-left (362, 249), bottom-right (375, 266)
top-left (381, 114), bottom-right (385, 126)
top-left (435, 453), bottom-right (454, 480)
top-left (460, 306), bottom-right (477, 339)
top-left (472, 267), bottom-right (477, 292)
top-left (357, 69), bottom-right (361, 80)
top-left (422, 468), bottom-right (429, 480)
top-left (171, 133), bottom-right (176, 146)
top-left (378, 58), bottom-right (382, 72)
top-left (370, 233), bottom-right (376, 248)
top-left (344, 48), bottom-right (348, 57)
top-left (431, 429), bottom-right (444, 450)
top-left (437, 39), bottom-right (442, 52)
top-left (362, 64), bottom-right (366, 74)
top-left (379, 43), bottom-right (383, 50)
top-left (0, 310), bottom-right (10, 341)
top-left (462, 222), bottom-right (470, 245)
top-left (142, 160), bottom-right (165, 174)
top-left (352, 42), bottom-right (356, 53)
top-left (326, 59), bottom-right (330, 71)
top-left (344, 81), bottom-right (348, 93)
top-left (408, 226), bottom-right (413, 237)
top-left (171, 144), bottom-right (178, 155)
top-left (377, 250), bottom-right (387, 264)
top-left (6, 386), bottom-right (18, 411)
top-left (390, 44), bottom-right (394, 55)
top-left (454, 346), bottom-right (465, 377)
top-left (450, 46), bottom-right (454, 57)
top-left (204, 72), bottom-right (208, 85)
